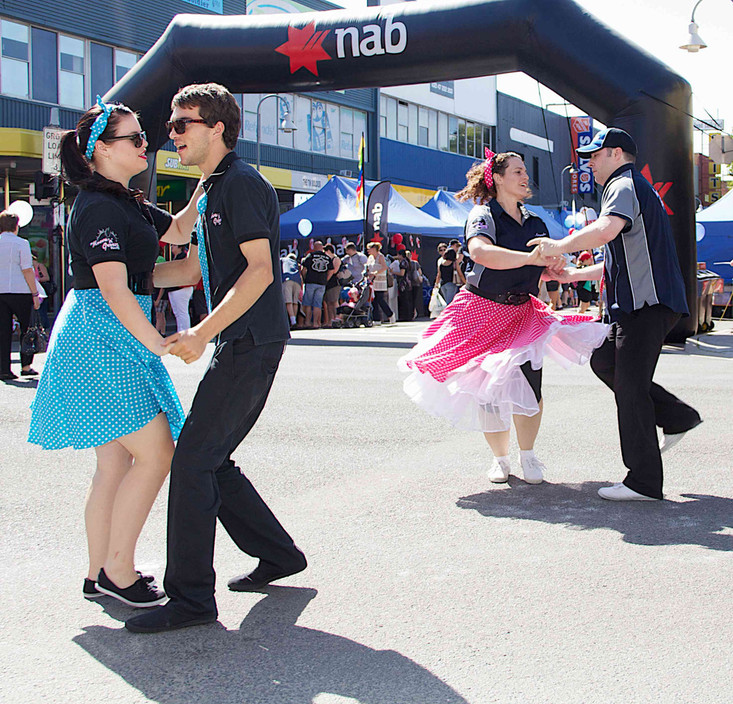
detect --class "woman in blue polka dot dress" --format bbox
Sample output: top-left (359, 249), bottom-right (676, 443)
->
top-left (28, 98), bottom-right (203, 608)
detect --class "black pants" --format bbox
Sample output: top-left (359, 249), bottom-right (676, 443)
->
top-left (164, 334), bottom-right (300, 616)
top-left (0, 293), bottom-right (33, 374)
top-left (372, 290), bottom-right (392, 321)
top-left (590, 305), bottom-right (701, 499)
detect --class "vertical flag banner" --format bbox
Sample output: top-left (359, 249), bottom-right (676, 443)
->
top-left (356, 133), bottom-right (365, 216)
top-left (365, 180), bottom-right (391, 246)
top-left (570, 117), bottom-right (595, 195)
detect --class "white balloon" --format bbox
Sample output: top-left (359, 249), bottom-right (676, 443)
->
top-left (297, 218), bottom-right (313, 237)
top-left (695, 223), bottom-right (706, 242)
top-left (7, 200), bottom-right (33, 228)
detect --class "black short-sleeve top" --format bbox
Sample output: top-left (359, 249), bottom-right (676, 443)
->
top-left (463, 199), bottom-right (548, 296)
top-left (68, 190), bottom-right (172, 290)
top-left (190, 151), bottom-right (289, 345)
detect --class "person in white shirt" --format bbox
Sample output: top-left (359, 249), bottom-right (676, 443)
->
top-left (0, 210), bottom-right (41, 380)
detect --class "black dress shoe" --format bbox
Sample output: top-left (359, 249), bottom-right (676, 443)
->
top-left (20, 368), bottom-right (38, 376)
top-left (228, 550), bottom-right (307, 592)
top-left (0, 372), bottom-right (18, 381)
top-left (125, 604), bottom-right (217, 633)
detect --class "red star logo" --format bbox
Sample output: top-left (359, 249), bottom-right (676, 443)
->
top-left (641, 164), bottom-right (674, 215)
top-left (275, 23), bottom-right (331, 76)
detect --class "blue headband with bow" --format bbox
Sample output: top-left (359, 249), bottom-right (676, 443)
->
top-left (85, 95), bottom-right (114, 160)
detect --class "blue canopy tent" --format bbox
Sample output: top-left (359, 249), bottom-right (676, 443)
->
top-left (279, 177), bottom-right (464, 239)
top-left (696, 190), bottom-right (733, 282)
top-left (420, 190), bottom-right (566, 240)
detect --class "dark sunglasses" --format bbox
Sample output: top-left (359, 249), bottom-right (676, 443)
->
top-left (102, 131), bottom-right (147, 148)
top-left (166, 118), bottom-right (209, 134)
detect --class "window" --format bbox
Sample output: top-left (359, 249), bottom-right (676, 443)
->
top-left (295, 96), bottom-right (311, 151)
top-left (458, 119), bottom-right (466, 155)
top-left (340, 107), bottom-right (354, 158)
top-left (90, 43), bottom-right (113, 102)
top-left (448, 116), bottom-right (458, 153)
top-left (428, 109), bottom-right (437, 150)
top-left (397, 101), bottom-right (408, 142)
top-left (260, 95), bottom-right (277, 146)
top-left (438, 112), bottom-right (448, 152)
top-left (379, 95), bottom-right (387, 137)
top-left (311, 100), bottom-right (327, 153)
top-left (386, 97), bottom-right (397, 140)
top-left (58, 35), bottom-right (85, 108)
top-left (279, 94), bottom-right (295, 149)
top-left (418, 107), bottom-right (429, 147)
top-left (115, 49), bottom-right (137, 82)
top-left (533, 156), bottom-right (540, 187)
top-left (32, 27), bottom-right (57, 103)
top-left (408, 103), bottom-right (418, 145)
top-left (466, 122), bottom-right (476, 158)
top-left (483, 126), bottom-right (493, 154)
top-left (353, 110), bottom-right (366, 160)
top-left (243, 93), bottom-right (258, 142)
top-left (1, 20), bottom-right (29, 98)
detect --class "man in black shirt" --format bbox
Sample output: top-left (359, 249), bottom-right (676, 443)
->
top-left (300, 240), bottom-right (332, 328)
top-left (126, 83), bottom-right (305, 634)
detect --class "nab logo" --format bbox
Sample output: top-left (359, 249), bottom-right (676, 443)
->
top-left (276, 18), bottom-right (408, 77)
top-left (571, 116), bottom-right (591, 133)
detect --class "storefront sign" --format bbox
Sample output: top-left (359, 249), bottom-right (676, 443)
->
top-left (42, 127), bottom-right (64, 174)
top-left (430, 81), bottom-right (455, 98)
top-left (291, 170), bottom-right (327, 193)
top-left (157, 179), bottom-right (188, 202)
top-left (182, 0), bottom-right (223, 13)
top-left (570, 116), bottom-right (594, 195)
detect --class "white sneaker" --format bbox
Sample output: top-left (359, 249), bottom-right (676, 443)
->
top-left (519, 454), bottom-right (545, 484)
top-left (659, 418), bottom-right (702, 454)
top-left (488, 457), bottom-right (510, 483)
top-left (597, 483), bottom-right (660, 501)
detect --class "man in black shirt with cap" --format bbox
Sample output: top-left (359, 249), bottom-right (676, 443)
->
top-left (126, 83), bottom-right (306, 633)
top-left (530, 127), bottom-right (701, 502)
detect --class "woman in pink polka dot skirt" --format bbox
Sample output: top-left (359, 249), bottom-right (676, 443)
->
top-left (399, 151), bottom-right (608, 485)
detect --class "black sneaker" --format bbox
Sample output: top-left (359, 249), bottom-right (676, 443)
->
top-left (83, 578), bottom-right (103, 600)
top-left (96, 569), bottom-right (166, 608)
top-left (227, 549), bottom-right (307, 592)
top-left (84, 571), bottom-right (154, 600)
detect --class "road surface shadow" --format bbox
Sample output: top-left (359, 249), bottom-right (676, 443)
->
top-left (74, 586), bottom-right (469, 704)
top-left (287, 337), bottom-right (414, 349)
top-left (457, 480), bottom-right (733, 551)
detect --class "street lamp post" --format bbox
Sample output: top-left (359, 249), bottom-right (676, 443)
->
top-left (560, 163), bottom-right (578, 209)
top-left (256, 94), bottom-right (296, 172)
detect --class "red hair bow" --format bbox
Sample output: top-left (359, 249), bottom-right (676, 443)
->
top-left (484, 147), bottom-right (496, 191)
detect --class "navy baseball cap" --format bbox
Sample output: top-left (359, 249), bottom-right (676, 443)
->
top-left (576, 127), bottom-right (638, 157)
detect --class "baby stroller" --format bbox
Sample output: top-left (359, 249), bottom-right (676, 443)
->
top-left (331, 279), bottom-right (373, 328)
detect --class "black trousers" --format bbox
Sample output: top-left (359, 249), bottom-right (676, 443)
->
top-left (590, 304), bottom-right (701, 499)
top-left (0, 293), bottom-right (33, 374)
top-left (372, 290), bottom-right (392, 321)
top-left (164, 334), bottom-right (300, 616)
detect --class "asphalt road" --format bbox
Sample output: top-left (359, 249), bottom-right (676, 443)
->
top-left (1, 318), bottom-right (732, 704)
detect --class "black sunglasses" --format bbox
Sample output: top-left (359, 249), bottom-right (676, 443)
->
top-left (102, 131), bottom-right (147, 148)
top-left (166, 118), bottom-right (210, 134)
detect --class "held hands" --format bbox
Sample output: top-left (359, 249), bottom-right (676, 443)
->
top-left (526, 244), bottom-right (564, 269)
top-left (527, 237), bottom-right (564, 260)
top-left (164, 327), bottom-right (208, 364)
top-left (541, 265), bottom-right (575, 284)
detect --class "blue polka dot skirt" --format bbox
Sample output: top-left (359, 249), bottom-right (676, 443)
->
top-left (28, 289), bottom-right (186, 450)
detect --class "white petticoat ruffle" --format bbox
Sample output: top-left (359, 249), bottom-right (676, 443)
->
top-left (402, 317), bottom-right (609, 433)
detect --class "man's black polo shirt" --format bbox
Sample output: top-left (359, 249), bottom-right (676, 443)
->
top-left (192, 151), bottom-right (289, 344)
top-left (464, 199), bottom-right (548, 296)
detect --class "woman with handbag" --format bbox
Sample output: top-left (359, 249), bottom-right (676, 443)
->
top-left (28, 97), bottom-right (203, 608)
top-left (0, 209), bottom-right (41, 380)
top-left (399, 150), bottom-right (608, 485)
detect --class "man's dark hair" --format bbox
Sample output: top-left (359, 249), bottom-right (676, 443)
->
top-left (449, 239), bottom-right (461, 247)
top-left (345, 242), bottom-right (357, 250)
top-left (172, 83), bottom-right (241, 150)
top-left (0, 210), bottom-right (20, 232)
top-left (324, 243), bottom-right (335, 253)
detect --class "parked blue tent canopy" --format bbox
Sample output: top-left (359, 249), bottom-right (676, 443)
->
top-left (696, 190), bottom-right (733, 282)
top-left (420, 190), bottom-right (566, 241)
top-left (279, 176), bottom-right (464, 239)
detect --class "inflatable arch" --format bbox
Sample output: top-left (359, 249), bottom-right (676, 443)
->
top-left (106, 0), bottom-right (696, 338)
